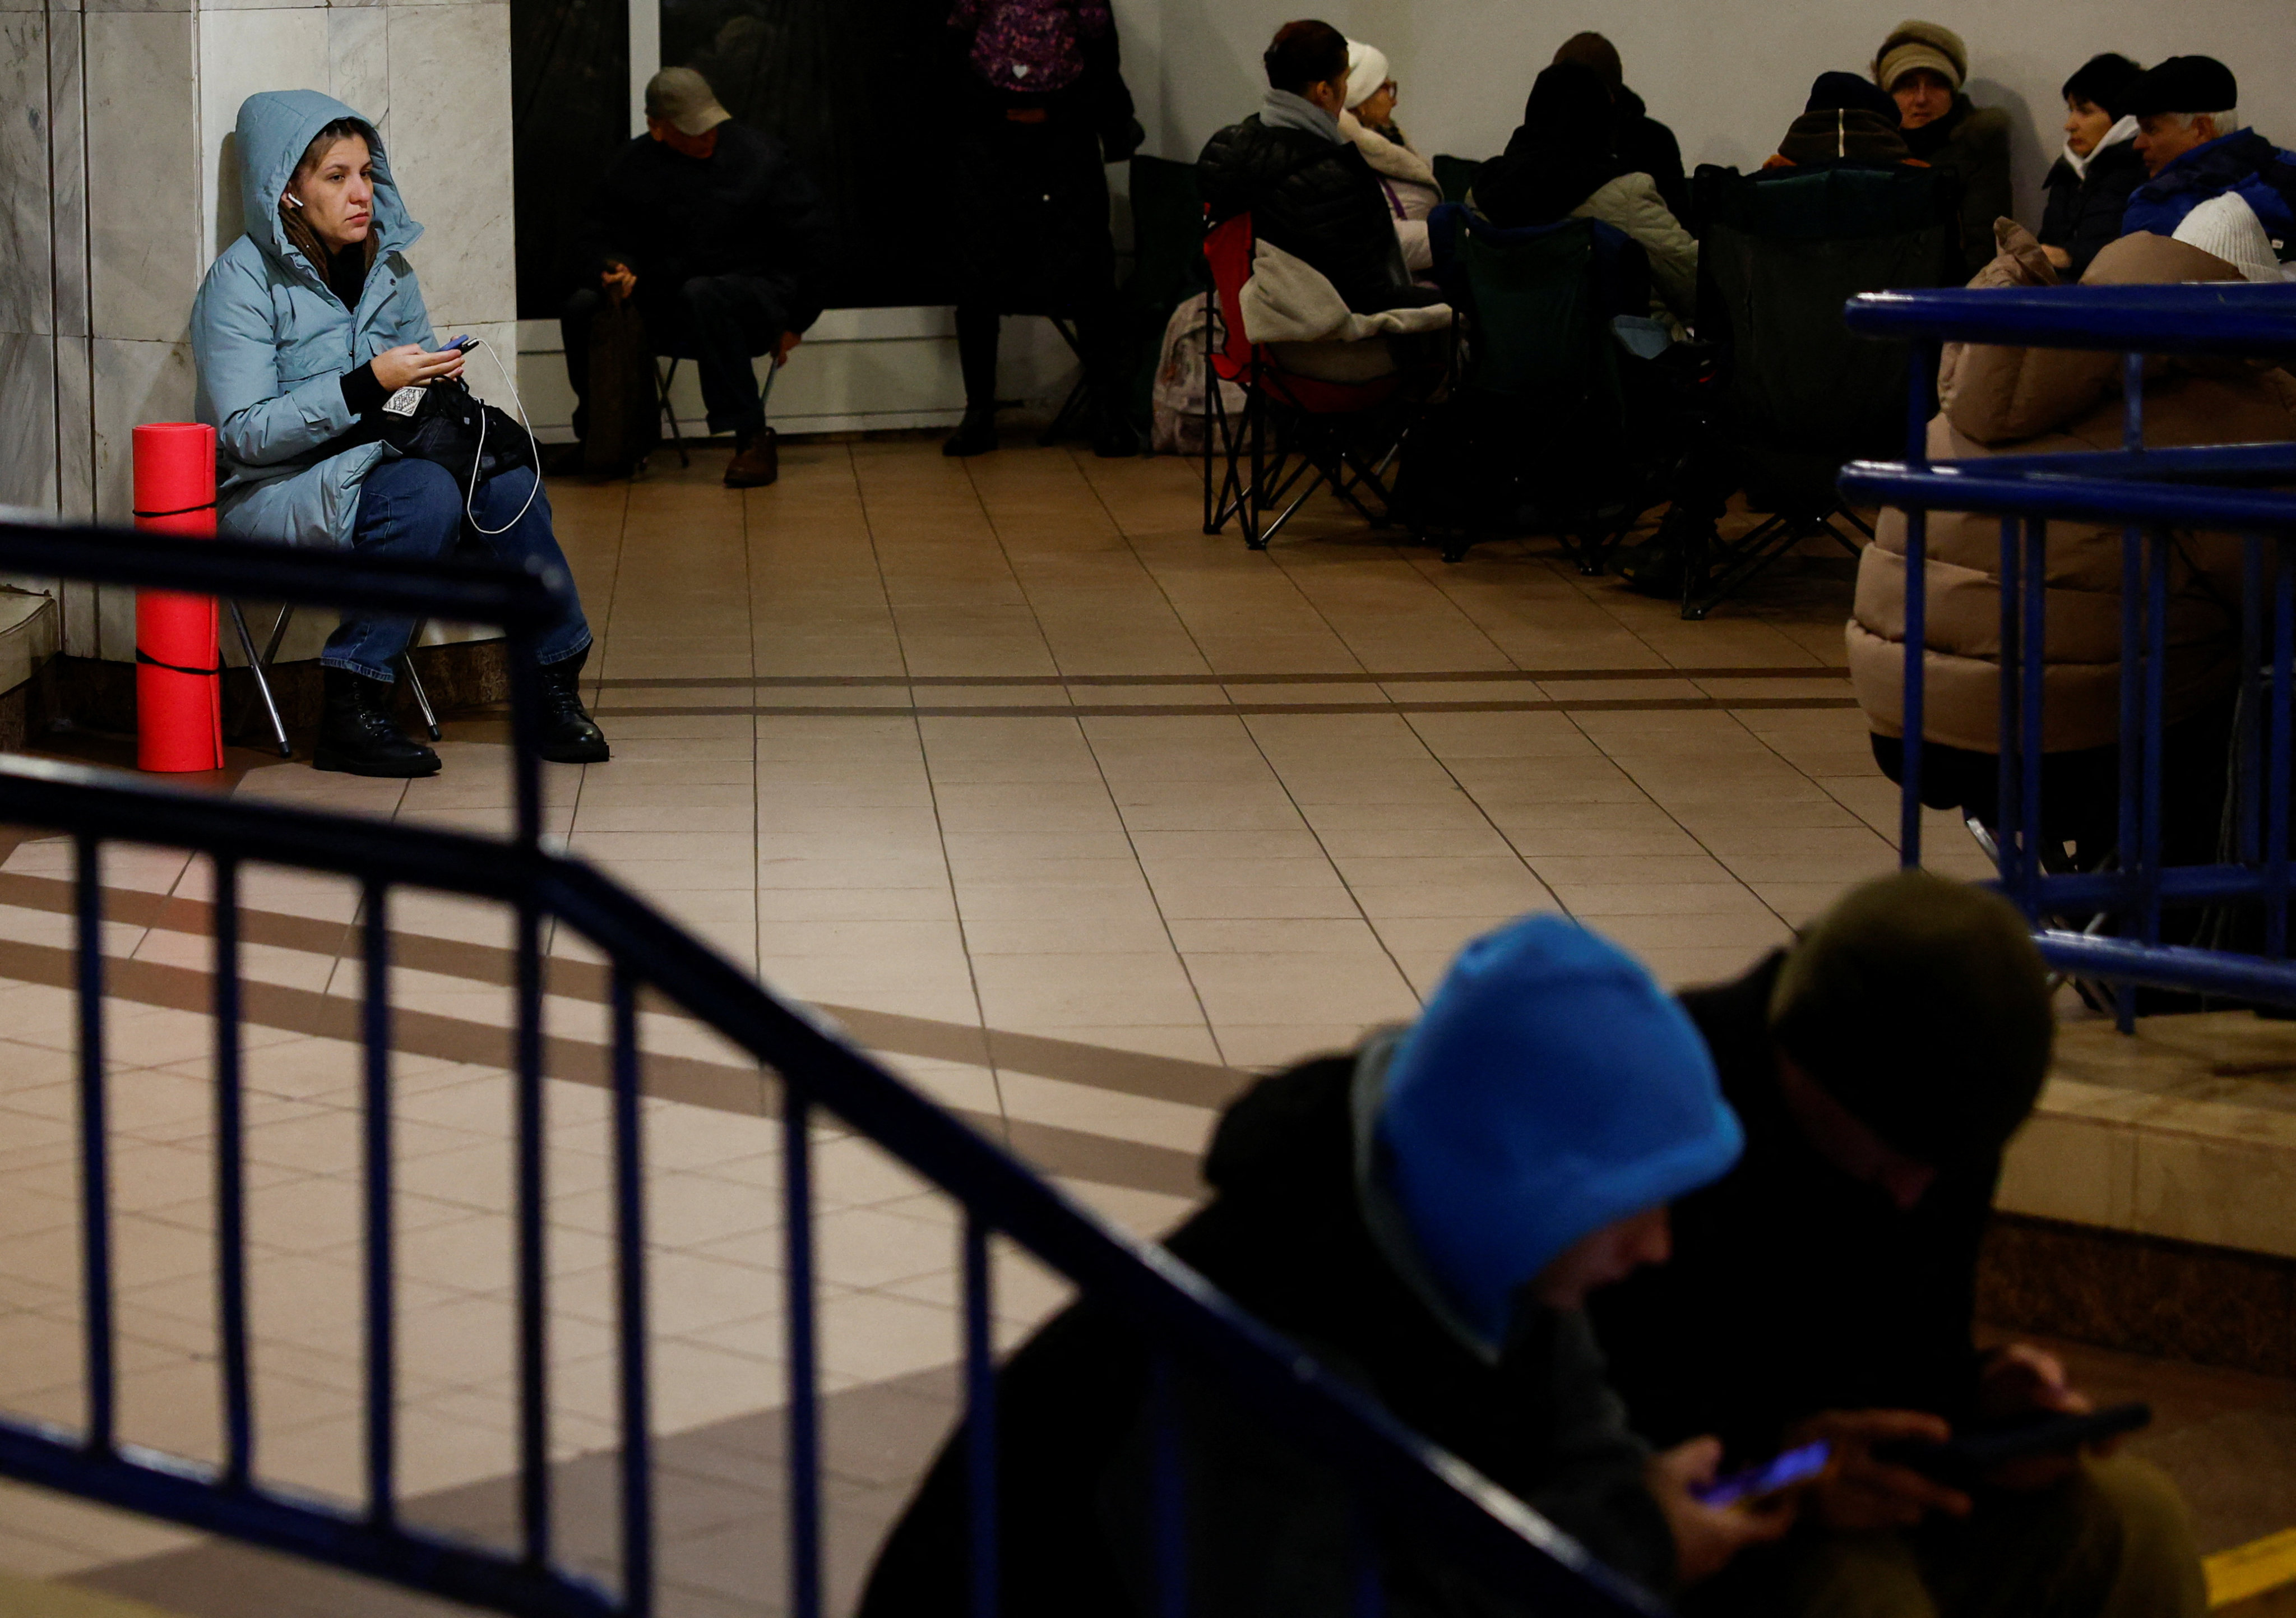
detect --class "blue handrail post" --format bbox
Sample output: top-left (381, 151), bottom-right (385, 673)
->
top-left (212, 854), bottom-right (254, 1487)
top-left (1997, 517), bottom-right (2024, 900)
top-left (75, 835), bottom-right (115, 1457)
top-left (2271, 547), bottom-right (2293, 956)
top-left (1898, 344), bottom-right (1931, 868)
top-left (1150, 1353), bottom-right (1188, 1618)
top-left (515, 899), bottom-right (552, 1569)
top-left (2021, 518), bottom-right (2047, 916)
top-left (963, 1218), bottom-right (999, 1618)
top-left (783, 1089), bottom-right (823, 1618)
top-left (609, 968), bottom-right (654, 1618)
top-left (362, 884), bottom-right (397, 1526)
top-left (2142, 532), bottom-right (2170, 946)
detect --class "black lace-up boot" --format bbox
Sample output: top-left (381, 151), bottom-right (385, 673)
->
top-left (313, 668), bottom-right (441, 777)
top-left (536, 648), bottom-right (610, 764)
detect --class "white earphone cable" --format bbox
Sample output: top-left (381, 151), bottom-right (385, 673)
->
top-left (460, 336), bottom-right (541, 537)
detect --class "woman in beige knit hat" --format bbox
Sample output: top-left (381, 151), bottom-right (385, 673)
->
top-left (1872, 19), bottom-right (2013, 277)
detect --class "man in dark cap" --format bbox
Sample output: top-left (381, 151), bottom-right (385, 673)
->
top-left (563, 66), bottom-right (834, 487)
top-left (2123, 56), bottom-right (2296, 251)
top-left (1590, 871), bottom-right (2207, 1618)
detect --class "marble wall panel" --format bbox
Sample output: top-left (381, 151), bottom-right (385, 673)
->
top-left (0, 334), bottom-right (59, 512)
top-left (1, 16), bottom-right (54, 335)
top-left (82, 0), bottom-right (196, 13)
top-left (386, 2), bottom-right (515, 330)
top-left (85, 10), bottom-right (204, 342)
top-left (327, 5), bottom-right (390, 134)
top-left (198, 4), bottom-right (330, 262)
top-left (54, 335), bottom-right (95, 520)
top-left (90, 335), bottom-right (195, 521)
top-left (48, 8), bottom-right (90, 345)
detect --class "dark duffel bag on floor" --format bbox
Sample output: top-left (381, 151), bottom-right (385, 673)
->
top-left (584, 296), bottom-right (662, 474)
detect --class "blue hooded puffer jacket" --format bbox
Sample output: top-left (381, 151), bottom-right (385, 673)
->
top-left (189, 90), bottom-right (435, 550)
top-left (1375, 914), bottom-right (1743, 1355)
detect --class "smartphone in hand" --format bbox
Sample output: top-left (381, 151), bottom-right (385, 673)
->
top-left (1692, 1440), bottom-right (1831, 1508)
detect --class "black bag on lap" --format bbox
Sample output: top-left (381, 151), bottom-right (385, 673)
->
top-left (369, 375), bottom-right (535, 494)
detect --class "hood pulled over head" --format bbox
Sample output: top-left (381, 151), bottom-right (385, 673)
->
top-left (233, 89), bottom-right (419, 271)
top-left (1374, 915), bottom-right (1743, 1353)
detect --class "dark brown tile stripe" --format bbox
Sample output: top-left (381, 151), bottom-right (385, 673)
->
top-left (596, 697), bottom-right (1866, 719)
top-left (595, 666), bottom-right (1851, 689)
top-left (0, 933), bottom-right (1207, 1200)
top-left (0, 872), bottom-right (1247, 1113)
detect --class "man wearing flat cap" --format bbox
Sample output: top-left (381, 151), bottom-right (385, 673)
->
top-left (564, 66), bottom-right (835, 487)
top-left (1591, 872), bottom-right (2208, 1617)
top-left (2122, 56), bottom-right (2296, 256)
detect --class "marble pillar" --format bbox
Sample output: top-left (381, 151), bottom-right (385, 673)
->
top-left (2, 0), bottom-right (521, 660)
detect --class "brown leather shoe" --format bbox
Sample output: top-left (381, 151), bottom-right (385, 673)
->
top-left (725, 429), bottom-right (779, 488)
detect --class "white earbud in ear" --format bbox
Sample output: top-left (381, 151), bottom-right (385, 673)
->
top-left (286, 193), bottom-right (304, 209)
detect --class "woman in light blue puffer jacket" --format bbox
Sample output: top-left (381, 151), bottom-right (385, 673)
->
top-left (191, 89), bottom-right (608, 777)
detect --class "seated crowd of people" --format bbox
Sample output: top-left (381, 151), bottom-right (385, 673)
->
top-left (862, 872), bottom-right (2210, 1616)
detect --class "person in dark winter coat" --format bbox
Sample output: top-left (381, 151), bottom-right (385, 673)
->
top-left (2038, 53), bottom-right (2146, 278)
top-left (1873, 21), bottom-right (2013, 278)
top-left (1552, 33), bottom-right (1691, 228)
top-left (562, 68), bottom-right (831, 488)
top-left (1589, 872), bottom-right (2209, 1618)
top-left (2123, 56), bottom-right (2296, 252)
top-left (938, 0), bottom-right (1144, 460)
top-left (1197, 20), bottom-right (1442, 318)
top-left (860, 916), bottom-right (1790, 1617)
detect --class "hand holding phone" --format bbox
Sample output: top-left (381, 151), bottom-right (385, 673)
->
top-left (1873, 1402), bottom-right (2151, 1488)
top-left (1692, 1440), bottom-right (1831, 1508)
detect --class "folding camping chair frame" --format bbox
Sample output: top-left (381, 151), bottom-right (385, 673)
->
top-left (229, 604), bottom-right (442, 759)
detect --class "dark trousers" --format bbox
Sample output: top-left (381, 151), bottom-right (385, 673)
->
top-left (327, 458), bottom-right (590, 683)
top-left (562, 273), bottom-right (788, 440)
top-left (954, 295), bottom-right (1121, 414)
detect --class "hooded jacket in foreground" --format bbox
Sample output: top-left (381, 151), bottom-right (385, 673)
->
top-left (857, 1053), bottom-right (1679, 1617)
top-left (1847, 229), bottom-right (2296, 753)
top-left (191, 90), bottom-right (435, 550)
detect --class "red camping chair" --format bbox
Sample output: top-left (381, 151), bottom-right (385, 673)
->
top-left (1198, 212), bottom-right (1444, 551)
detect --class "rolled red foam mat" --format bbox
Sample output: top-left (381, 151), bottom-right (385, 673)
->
top-left (132, 422), bottom-right (225, 773)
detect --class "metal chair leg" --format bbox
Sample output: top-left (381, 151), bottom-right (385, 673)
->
top-left (655, 357), bottom-right (692, 469)
top-left (229, 600), bottom-right (293, 758)
top-left (400, 621), bottom-right (442, 742)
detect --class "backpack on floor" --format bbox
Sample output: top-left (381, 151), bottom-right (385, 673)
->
top-left (1150, 293), bottom-right (1247, 455)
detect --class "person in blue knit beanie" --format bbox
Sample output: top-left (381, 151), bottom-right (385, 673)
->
top-left (1375, 912), bottom-right (1747, 1355)
top-left (864, 913), bottom-right (1792, 1618)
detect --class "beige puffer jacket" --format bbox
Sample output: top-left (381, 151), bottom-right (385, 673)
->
top-left (1846, 230), bottom-right (2296, 755)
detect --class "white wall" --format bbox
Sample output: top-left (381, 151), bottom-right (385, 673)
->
top-left (1124, 0), bottom-right (2296, 228)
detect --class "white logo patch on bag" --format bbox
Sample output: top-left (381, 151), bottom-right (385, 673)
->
top-left (382, 385), bottom-right (426, 419)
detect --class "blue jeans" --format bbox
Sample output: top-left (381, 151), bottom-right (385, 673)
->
top-left (325, 457), bottom-right (591, 682)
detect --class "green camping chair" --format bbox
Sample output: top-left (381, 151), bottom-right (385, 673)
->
top-left (1675, 163), bottom-right (1955, 617)
top-left (1417, 210), bottom-right (1648, 568)
top-left (1432, 154), bottom-right (1484, 205)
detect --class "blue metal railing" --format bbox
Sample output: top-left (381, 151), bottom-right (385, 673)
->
top-left (1837, 283), bottom-right (2296, 1018)
top-left (0, 519), bottom-right (1651, 1617)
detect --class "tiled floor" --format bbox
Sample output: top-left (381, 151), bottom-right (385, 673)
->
top-left (0, 438), bottom-right (2284, 1613)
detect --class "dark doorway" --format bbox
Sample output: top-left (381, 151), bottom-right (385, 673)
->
top-left (511, 0), bottom-right (631, 318)
top-left (660, 0), bottom-right (959, 308)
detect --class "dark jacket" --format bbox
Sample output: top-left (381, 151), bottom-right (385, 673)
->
top-left (1587, 955), bottom-right (1997, 1463)
top-left (2040, 137), bottom-right (2146, 278)
top-left (1197, 115), bottom-right (1440, 314)
top-left (859, 1053), bottom-right (1677, 1617)
top-left (1772, 107), bottom-right (1915, 169)
top-left (1903, 96), bottom-right (2013, 278)
top-left (1615, 87), bottom-right (1690, 228)
top-left (576, 121), bottom-right (832, 333)
top-left (2122, 128), bottom-right (2296, 246)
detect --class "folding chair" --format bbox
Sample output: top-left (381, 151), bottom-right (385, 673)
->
top-left (1422, 206), bottom-right (1664, 568)
top-left (1672, 163), bottom-right (1957, 619)
top-left (231, 605), bottom-right (441, 757)
top-left (1198, 212), bottom-right (1442, 552)
top-left (1431, 154), bottom-right (1484, 205)
top-left (655, 345), bottom-right (779, 468)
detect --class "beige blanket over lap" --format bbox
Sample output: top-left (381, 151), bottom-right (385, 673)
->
top-left (1239, 241), bottom-right (1452, 383)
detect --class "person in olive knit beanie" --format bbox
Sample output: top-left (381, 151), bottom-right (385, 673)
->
top-left (1590, 871), bottom-right (2207, 1618)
